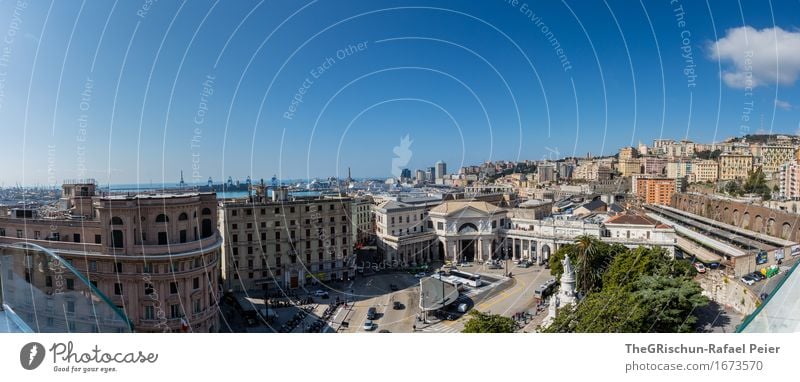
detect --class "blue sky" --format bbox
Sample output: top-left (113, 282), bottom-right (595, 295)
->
top-left (1, 0), bottom-right (799, 186)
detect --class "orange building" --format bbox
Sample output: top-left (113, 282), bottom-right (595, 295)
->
top-left (635, 177), bottom-right (676, 205)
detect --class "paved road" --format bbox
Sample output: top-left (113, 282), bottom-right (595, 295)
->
top-left (419, 263), bottom-right (555, 333)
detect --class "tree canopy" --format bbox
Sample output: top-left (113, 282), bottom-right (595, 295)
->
top-left (461, 310), bottom-right (517, 333)
top-left (544, 246), bottom-right (706, 333)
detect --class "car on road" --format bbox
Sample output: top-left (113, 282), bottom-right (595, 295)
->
top-left (750, 272), bottom-right (764, 281)
top-left (414, 272), bottom-right (426, 278)
top-left (389, 284), bottom-right (399, 291)
top-left (740, 275), bottom-right (755, 286)
top-left (693, 263), bottom-right (706, 273)
top-left (313, 290), bottom-right (328, 296)
top-left (392, 301), bottom-right (404, 310)
top-left (708, 262), bottom-right (721, 269)
top-left (367, 307), bottom-right (377, 320)
top-left (363, 320), bottom-right (375, 331)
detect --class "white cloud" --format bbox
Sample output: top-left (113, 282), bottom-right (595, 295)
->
top-left (709, 26), bottom-right (800, 88)
top-left (775, 99), bottom-right (793, 110)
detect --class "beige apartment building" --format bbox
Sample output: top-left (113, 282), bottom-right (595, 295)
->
top-left (220, 187), bottom-right (353, 293)
top-left (618, 159), bottom-right (642, 177)
top-left (0, 181), bottom-right (222, 333)
top-left (693, 159), bottom-right (719, 183)
top-left (760, 145), bottom-right (795, 177)
top-left (719, 153), bottom-right (753, 180)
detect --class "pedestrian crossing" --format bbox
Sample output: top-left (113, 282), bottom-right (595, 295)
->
top-left (419, 323), bottom-right (460, 333)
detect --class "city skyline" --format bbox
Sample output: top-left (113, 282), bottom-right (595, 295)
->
top-left (2, 1), bottom-right (800, 184)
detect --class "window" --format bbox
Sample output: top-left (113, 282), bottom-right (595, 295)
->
top-left (202, 208), bottom-right (212, 215)
top-left (45, 275), bottom-right (52, 287)
top-left (260, 208), bottom-right (266, 215)
top-left (231, 210), bottom-right (238, 217)
top-left (194, 299), bottom-right (202, 314)
top-left (115, 262), bottom-right (123, 273)
top-left (247, 233), bottom-right (253, 242)
top-left (67, 301), bottom-right (75, 314)
top-left (275, 232), bottom-right (280, 240)
top-left (179, 212), bottom-right (188, 221)
top-left (193, 277), bottom-right (200, 289)
top-left (246, 209), bottom-right (252, 216)
top-left (144, 306), bottom-right (155, 320)
top-left (247, 246), bottom-right (253, 254)
top-left (89, 261), bottom-right (97, 272)
top-left (16, 229), bottom-right (22, 238)
top-left (95, 234), bottom-right (102, 244)
top-left (232, 234), bottom-right (238, 242)
top-left (66, 278), bottom-right (75, 290)
top-left (290, 207), bottom-right (295, 213)
top-left (114, 283), bottom-right (123, 295)
top-left (145, 283), bottom-right (155, 295)
top-left (158, 232), bottom-right (168, 245)
top-left (180, 230), bottom-right (187, 243)
top-left (112, 230), bottom-right (124, 248)
top-left (437, 222), bottom-right (444, 230)
top-left (170, 282), bottom-right (178, 294)
top-left (73, 233), bottom-right (81, 243)
top-left (156, 214), bottom-right (169, 223)
top-left (170, 304), bottom-right (181, 319)
top-left (246, 223), bottom-right (252, 229)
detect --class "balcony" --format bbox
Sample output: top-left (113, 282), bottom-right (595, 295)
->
top-left (131, 232), bottom-right (222, 257)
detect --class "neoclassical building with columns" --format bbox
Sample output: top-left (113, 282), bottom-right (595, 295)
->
top-left (375, 199), bottom-right (676, 266)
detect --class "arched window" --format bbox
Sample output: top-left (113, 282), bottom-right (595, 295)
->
top-left (458, 223), bottom-right (479, 233)
top-left (111, 216), bottom-right (123, 226)
top-left (156, 214), bottom-right (169, 223)
top-left (178, 212), bottom-right (188, 221)
top-left (202, 208), bottom-right (212, 215)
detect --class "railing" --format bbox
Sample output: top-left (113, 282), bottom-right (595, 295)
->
top-left (132, 232), bottom-right (222, 256)
top-left (0, 242), bottom-right (133, 333)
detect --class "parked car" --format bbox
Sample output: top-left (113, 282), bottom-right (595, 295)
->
top-left (458, 262), bottom-right (472, 267)
top-left (708, 262), bottom-right (721, 269)
top-left (389, 284), bottom-right (399, 291)
top-left (740, 276), bottom-right (755, 286)
top-left (314, 290), bottom-right (327, 296)
top-left (392, 301), bottom-right (403, 310)
top-left (363, 320), bottom-right (375, 331)
top-left (517, 261), bottom-right (531, 268)
top-left (414, 272), bottom-right (426, 278)
top-left (367, 307), bottom-right (377, 320)
top-left (693, 263), bottom-right (706, 273)
top-left (750, 272), bottom-right (764, 281)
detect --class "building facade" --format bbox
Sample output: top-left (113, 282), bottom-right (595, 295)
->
top-left (220, 188), bottom-right (353, 292)
top-left (635, 176), bottom-right (677, 205)
top-left (373, 200), bottom-right (439, 265)
top-left (0, 181), bottom-right (222, 333)
top-left (719, 153), bottom-right (753, 181)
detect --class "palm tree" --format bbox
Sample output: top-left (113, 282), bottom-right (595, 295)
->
top-left (572, 235), bottom-right (600, 294)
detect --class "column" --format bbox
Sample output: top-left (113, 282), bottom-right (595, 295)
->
top-left (512, 238), bottom-right (518, 259)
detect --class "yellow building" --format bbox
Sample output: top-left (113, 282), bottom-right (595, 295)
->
top-left (718, 153), bottom-right (753, 180)
top-left (619, 159), bottom-right (642, 177)
top-left (693, 159), bottom-right (719, 183)
top-left (760, 145), bottom-right (795, 176)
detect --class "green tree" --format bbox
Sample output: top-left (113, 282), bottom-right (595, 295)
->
top-left (461, 310), bottom-right (517, 333)
top-left (545, 246), bottom-right (706, 333)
